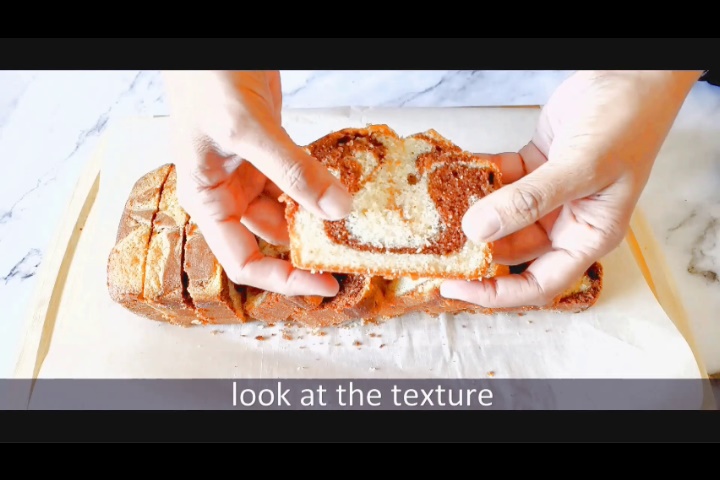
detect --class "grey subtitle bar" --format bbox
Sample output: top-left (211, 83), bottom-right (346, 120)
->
top-left (1, 379), bottom-right (717, 410)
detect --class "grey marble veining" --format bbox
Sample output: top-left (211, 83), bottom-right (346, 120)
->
top-left (1, 70), bottom-right (718, 378)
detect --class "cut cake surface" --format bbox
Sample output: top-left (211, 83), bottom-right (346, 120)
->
top-left (283, 125), bottom-right (505, 280)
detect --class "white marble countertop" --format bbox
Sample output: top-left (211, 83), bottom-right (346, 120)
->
top-left (1, 70), bottom-right (718, 378)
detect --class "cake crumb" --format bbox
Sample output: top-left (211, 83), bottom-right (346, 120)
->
top-left (255, 335), bottom-right (267, 341)
top-left (282, 332), bottom-right (293, 341)
top-left (211, 330), bottom-right (223, 335)
top-left (379, 344), bottom-right (386, 349)
top-left (353, 341), bottom-right (362, 347)
top-left (487, 371), bottom-right (495, 378)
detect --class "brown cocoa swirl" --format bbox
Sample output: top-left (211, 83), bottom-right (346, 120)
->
top-left (306, 128), bottom-right (388, 195)
top-left (316, 274), bottom-right (368, 311)
top-left (313, 128), bottom-right (501, 255)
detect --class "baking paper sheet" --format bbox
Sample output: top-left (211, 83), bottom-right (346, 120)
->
top-left (33, 108), bottom-right (702, 391)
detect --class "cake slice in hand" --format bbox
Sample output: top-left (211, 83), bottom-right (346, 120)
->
top-left (143, 165), bottom-right (198, 326)
top-left (183, 219), bottom-right (246, 325)
top-left (107, 164), bottom-right (173, 321)
top-left (282, 125), bottom-right (505, 280)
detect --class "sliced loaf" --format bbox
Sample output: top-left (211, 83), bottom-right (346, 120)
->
top-left (107, 164), bottom-right (172, 321)
top-left (290, 274), bottom-right (386, 328)
top-left (183, 220), bottom-right (246, 325)
top-left (143, 165), bottom-right (196, 326)
top-left (243, 239), bottom-right (323, 323)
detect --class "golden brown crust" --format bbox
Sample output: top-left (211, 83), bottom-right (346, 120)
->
top-left (184, 221), bottom-right (246, 325)
top-left (143, 166), bottom-right (196, 326)
top-left (290, 275), bottom-right (385, 328)
top-left (244, 289), bottom-right (291, 323)
top-left (550, 262), bottom-right (603, 312)
top-left (112, 295), bottom-right (167, 320)
top-left (282, 125), bottom-right (504, 280)
top-left (244, 288), bottom-right (321, 324)
top-left (107, 164), bottom-right (172, 323)
top-left (376, 281), bottom-right (468, 319)
top-left (242, 237), bottom-right (324, 323)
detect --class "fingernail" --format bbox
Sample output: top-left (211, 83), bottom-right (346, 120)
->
top-left (318, 184), bottom-right (353, 220)
top-left (463, 207), bottom-right (501, 243)
top-left (440, 281), bottom-right (462, 299)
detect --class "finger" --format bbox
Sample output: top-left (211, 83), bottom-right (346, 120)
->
top-left (440, 247), bottom-right (593, 309)
top-left (491, 222), bottom-right (551, 265)
top-left (549, 188), bottom-right (629, 261)
top-left (462, 143), bottom-right (586, 244)
top-left (477, 143), bottom-right (548, 184)
top-left (480, 152), bottom-right (526, 184)
top-left (232, 122), bottom-right (353, 221)
top-left (181, 166), bottom-right (266, 228)
top-left (263, 180), bottom-right (284, 200)
top-left (194, 214), bottom-right (339, 297)
top-left (242, 194), bottom-right (290, 246)
top-left (267, 71), bottom-right (283, 123)
top-left (536, 207), bottom-right (562, 243)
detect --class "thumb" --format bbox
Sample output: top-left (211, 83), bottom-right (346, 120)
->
top-left (233, 119), bottom-right (353, 221)
top-left (462, 161), bottom-right (581, 243)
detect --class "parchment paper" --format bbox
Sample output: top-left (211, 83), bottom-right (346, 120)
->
top-left (34, 108), bottom-right (702, 385)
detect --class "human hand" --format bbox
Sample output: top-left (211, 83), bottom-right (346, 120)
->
top-left (441, 70), bottom-right (702, 308)
top-left (162, 71), bottom-right (352, 296)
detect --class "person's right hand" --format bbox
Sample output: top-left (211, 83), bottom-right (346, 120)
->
top-left (162, 71), bottom-right (353, 297)
top-left (441, 70), bottom-right (701, 309)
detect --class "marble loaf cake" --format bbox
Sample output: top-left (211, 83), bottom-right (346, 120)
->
top-left (281, 125), bottom-right (509, 280)
top-left (106, 126), bottom-right (604, 328)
